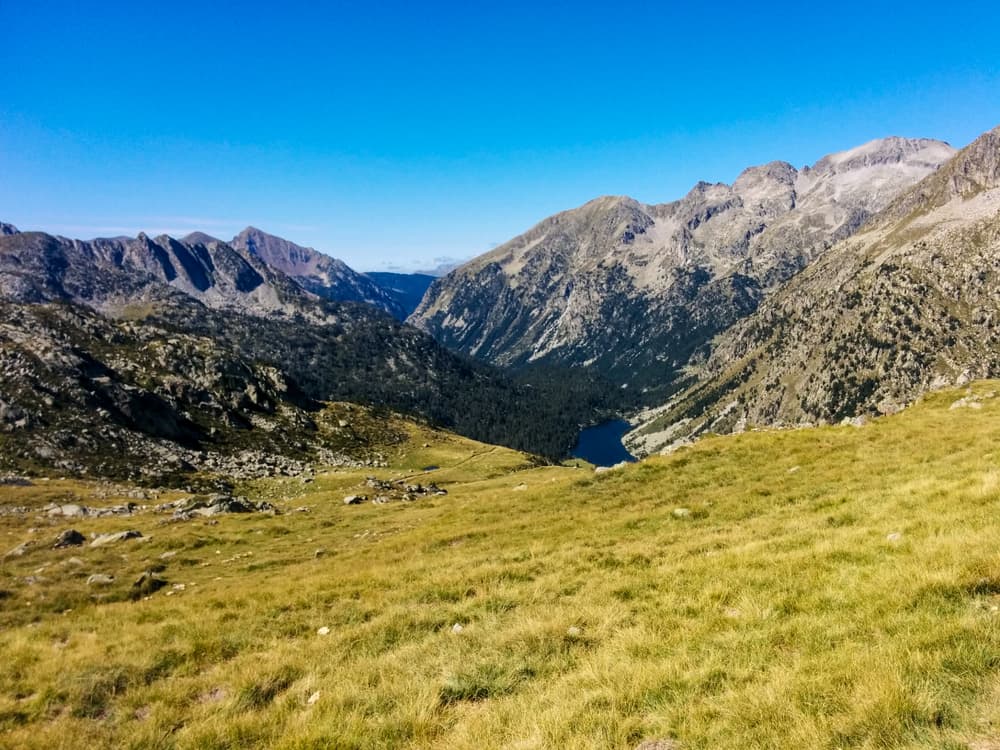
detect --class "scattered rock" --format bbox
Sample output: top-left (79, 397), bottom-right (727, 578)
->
top-left (886, 532), bottom-right (903, 543)
top-left (307, 691), bottom-right (321, 705)
top-left (635, 740), bottom-right (681, 750)
top-left (840, 415), bottom-right (868, 427)
top-left (566, 626), bottom-right (582, 637)
top-left (343, 495), bottom-right (367, 505)
top-left (159, 494), bottom-right (277, 520)
top-left (90, 530), bottom-right (143, 547)
top-left (53, 529), bottom-right (86, 548)
top-left (450, 623), bottom-right (464, 634)
top-left (313, 548), bottom-right (326, 559)
top-left (672, 508), bottom-right (691, 518)
top-left (48, 504), bottom-right (88, 518)
top-left (43, 502), bottom-right (138, 519)
top-left (513, 483), bottom-right (528, 491)
top-left (362, 477), bottom-right (446, 502)
top-left (131, 570), bottom-right (167, 598)
top-left (317, 626), bottom-right (331, 636)
top-left (87, 574), bottom-right (115, 586)
top-left (0, 475), bottom-right (32, 486)
top-left (594, 461), bottom-right (630, 473)
top-left (159, 550), bottom-right (178, 559)
top-left (4, 541), bottom-right (35, 558)
top-left (198, 687), bottom-right (226, 704)
top-left (951, 396), bottom-right (985, 410)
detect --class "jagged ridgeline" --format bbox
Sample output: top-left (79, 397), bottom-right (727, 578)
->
top-left (0, 228), bottom-right (619, 479)
top-left (628, 125), bottom-right (1000, 454)
top-left (411, 137), bottom-right (956, 398)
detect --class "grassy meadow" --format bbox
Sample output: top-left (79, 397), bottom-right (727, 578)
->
top-left (3, 385), bottom-right (1000, 748)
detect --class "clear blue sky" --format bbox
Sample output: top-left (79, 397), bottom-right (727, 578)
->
top-left (2, 1), bottom-right (999, 271)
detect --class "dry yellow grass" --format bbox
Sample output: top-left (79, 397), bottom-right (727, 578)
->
top-left (3, 384), bottom-right (1000, 748)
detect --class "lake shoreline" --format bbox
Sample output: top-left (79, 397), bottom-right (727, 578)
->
top-left (570, 419), bottom-right (637, 467)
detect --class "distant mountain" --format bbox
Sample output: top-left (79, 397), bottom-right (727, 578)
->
top-left (364, 271), bottom-right (435, 318)
top-left (410, 137), bottom-right (955, 397)
top-left (0, 229), bottom-right (319, 319)
top-left (0, 222), bottom-right (18, 235)
top-left (231, 227), bottom-right (405, 318)
top-left (627, 124), bottom-right (1000, 455)
top-left (181, 231), bottom-right (221, 245)
top-left (0, 227), bottom-right (618, 474)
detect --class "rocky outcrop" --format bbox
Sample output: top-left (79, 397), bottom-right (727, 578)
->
top-left (411, 138), bottom-right (955, 395)
top-left (231, 227), bottom-right (405, 318)
top-left (0, 229), bottom-right (327, 320)
top-left (0, 299), bottom-right (401, 482)
top-left (627, 125), bottom-right (1000, 454)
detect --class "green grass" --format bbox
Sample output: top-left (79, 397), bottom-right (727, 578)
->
top-left (3, 384), bottom-right (1000, 748)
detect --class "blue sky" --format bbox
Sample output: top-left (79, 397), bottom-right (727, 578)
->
top-left (2, 1), bottom-right (999, 271)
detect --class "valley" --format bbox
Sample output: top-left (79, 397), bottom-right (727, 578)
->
top-left (3, 384), bottom-right (1000, 748)
top-left (3, 118), bottom-right (1000, 750)
top-left (6, 3), bottom-right (1000, 747)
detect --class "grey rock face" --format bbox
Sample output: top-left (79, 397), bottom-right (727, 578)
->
top-left (627, 125), bottom-right (1000, 454)
top-left (411, 138), bottom-right (955, 393)
top-left (231, 227), bottom-right (405, 318)
top-left (0, 229), bottom-right (323, 320)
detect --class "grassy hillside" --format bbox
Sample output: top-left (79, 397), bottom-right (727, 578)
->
top-left (3, 384), bottom-right (1000, 748)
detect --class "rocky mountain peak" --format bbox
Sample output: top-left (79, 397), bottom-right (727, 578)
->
top-left (878, 126), bottom-right (1000, 221)
top-left (807, 136), bottom-right (954, 176)
top-left (181, 231), bottom-right (221, 246)
top-left (625, 122), bottom-right (1000, 456)
top-left (0, 222), bottom-right (18, 235)
top-left (230, 227), bottom-right (405, 318)
top-left (411, 133), bottom-right (956, 390)
top-left (733, 161), bottom-right (798, 190)
top-left (935, 125), bottom-right (1000, 194)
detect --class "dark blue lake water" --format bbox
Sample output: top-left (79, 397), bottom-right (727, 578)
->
top-left (571, 419), bottom-right (637, 467)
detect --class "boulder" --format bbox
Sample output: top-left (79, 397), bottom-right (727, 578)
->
top-left (343, 495), bottom-right (367, 505)
top-left (4, 540), bottom-right (34, 558)
top-left (87, 573), bottom-right (115, 586)
top-left (90, 529), bottom-right (143, 547)
top-left (131, 570), bottom-right (167, 598)
top-left (48, 504), bottom-right (88, 518)
top-left (53, 529), bottom-right (86, 548)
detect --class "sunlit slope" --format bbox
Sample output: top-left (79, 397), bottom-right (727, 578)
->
top-left (3, 384), bottom-right (1000, 748)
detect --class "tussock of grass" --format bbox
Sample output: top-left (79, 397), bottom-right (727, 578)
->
top-left (3, 384), bottom-right (1000, 747)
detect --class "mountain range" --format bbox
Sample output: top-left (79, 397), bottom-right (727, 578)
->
top-left (627, 124), bottom-right (1000, 454)
top-left (0, 225), bottom-right (619, 479)
top-left (410, 137), bottom-right (955, 398)
top-left (4, 123), bottom-right (1000, 478)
